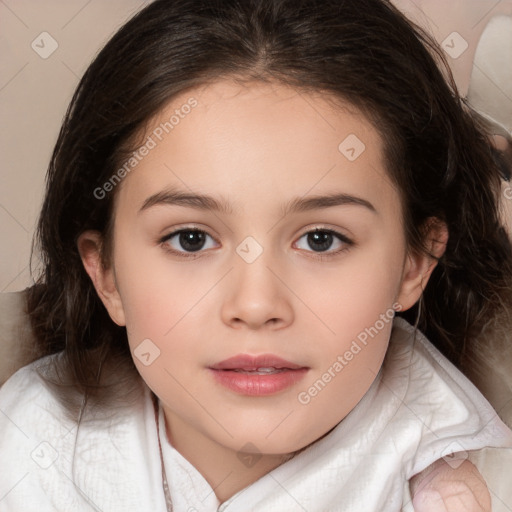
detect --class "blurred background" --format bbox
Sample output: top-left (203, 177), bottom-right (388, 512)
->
top-left (1, 0), bottom-right (511, 292)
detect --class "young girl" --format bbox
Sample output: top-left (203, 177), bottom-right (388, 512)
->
top-left (1, 0), bottom-right (511, 510)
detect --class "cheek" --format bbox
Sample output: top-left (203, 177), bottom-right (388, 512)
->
top-left (292, 241), bottom-right (402, 412)
top-left (113, 248), bottom-right (210, 402)
top-left (295, 297), bottom-right (394, 431)
top-left (113, 234), bottom-right (204, 335)
top-left (299, 239), bottom-right (404, 342)
top-left (111, 233), bottom-right (225, 384)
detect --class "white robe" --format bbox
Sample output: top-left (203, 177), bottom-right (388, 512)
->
top-left (1, 317), bottom-right (511, 511)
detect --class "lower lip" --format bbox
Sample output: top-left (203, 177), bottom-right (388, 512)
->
top-left (208, 368), bottom-right (309, 396)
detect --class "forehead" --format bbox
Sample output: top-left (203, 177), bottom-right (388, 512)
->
top-left (113, 78), bottom-right (400, 221)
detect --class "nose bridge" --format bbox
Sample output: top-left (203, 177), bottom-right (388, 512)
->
top-left (233, 235), bottom-right (281, 303)
top-left (220, 234), bottom-right (293, 329)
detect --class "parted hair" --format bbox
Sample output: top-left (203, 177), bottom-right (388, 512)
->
top-left (27, 0), bottom-right (512, 413)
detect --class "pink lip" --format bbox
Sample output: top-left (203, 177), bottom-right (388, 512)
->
top-left (209, 353), bottom-right (305, 371)
top-left (208, 354), bottom-right (309, 396)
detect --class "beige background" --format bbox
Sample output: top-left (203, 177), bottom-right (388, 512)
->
top-left (1, 0), bottom-right (511, 292)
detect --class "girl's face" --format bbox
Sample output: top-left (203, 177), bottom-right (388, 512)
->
top-left (81, 79), bottom-right (437, 467)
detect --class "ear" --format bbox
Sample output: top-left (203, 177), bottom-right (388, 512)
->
top-left (396, 218), bottom-right (448, 311)
top-left (77, 230), bottom-right (126, 326)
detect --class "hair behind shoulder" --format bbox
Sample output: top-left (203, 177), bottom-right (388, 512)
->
top-left (27, 0), bottom-right (512, 416)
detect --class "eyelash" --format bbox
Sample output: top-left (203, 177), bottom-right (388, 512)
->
top-left (159, 226), bottom-right (354, 261)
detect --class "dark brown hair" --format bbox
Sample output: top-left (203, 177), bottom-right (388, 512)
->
top-left (27, 0), bottom-right (512, 413)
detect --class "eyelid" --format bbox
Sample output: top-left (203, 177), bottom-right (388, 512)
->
top-left (293, 225), bottom-right (354, 259)
top-left (159, 225), bottom-right (220, 259)
top-left (158, 224), bottom-right (221, 246)
top-left (296, 223), bottom-right (353, 241)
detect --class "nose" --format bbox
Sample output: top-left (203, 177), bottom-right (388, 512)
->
top-left (220, 251), bottom-right (294, 330)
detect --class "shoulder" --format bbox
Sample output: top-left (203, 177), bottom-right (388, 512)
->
top-left (0, 353), bottom-right (61, 417)
top-left (0, 354), bottom-right (74, 463)
top-left (0, 355), bottom-right (159, 511)
top-left (0, 355), bottom-right (76, 509)
top-left (0, 353), bottom-right (68, 419)
top-left (409, 458), bottom-right (491, 512)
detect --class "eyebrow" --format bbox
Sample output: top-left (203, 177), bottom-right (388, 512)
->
top-left (139, 187), bottom-right (377, 216)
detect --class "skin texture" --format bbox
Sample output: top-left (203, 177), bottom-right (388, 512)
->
top-left (78, 79), bottom-right (452, 503)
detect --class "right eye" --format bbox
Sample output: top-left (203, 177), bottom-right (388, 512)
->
top-left (160, 228), bottom-right (219, 258)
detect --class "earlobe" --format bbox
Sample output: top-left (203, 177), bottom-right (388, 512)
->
top-left (77, 230), bottom-right (126, 326)
top-left (397, 219), bottom-right (449, 311)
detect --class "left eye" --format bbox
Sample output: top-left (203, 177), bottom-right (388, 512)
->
top-left (294, 229), bottom-right (353, 255)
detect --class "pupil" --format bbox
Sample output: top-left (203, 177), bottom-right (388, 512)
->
top-left (308, 231), bottom-right (332, 252)
top-left (180, 230), bottom-right (206, 252)
top-left (177, 230), bottom-right (333, 253)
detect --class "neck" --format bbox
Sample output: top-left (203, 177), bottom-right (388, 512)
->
top-left (161, 406), bottom-right (296, 504)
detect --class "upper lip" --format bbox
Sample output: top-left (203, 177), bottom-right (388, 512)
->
top-left (209, 354), bottom-right (307, 371)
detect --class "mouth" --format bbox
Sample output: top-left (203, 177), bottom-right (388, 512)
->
top-left (208, 354), bottom-right (309, 395)
top-left (209, 353), bottom-right (306, 371)
top-left (229, 367), bottom-right (292, 375)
